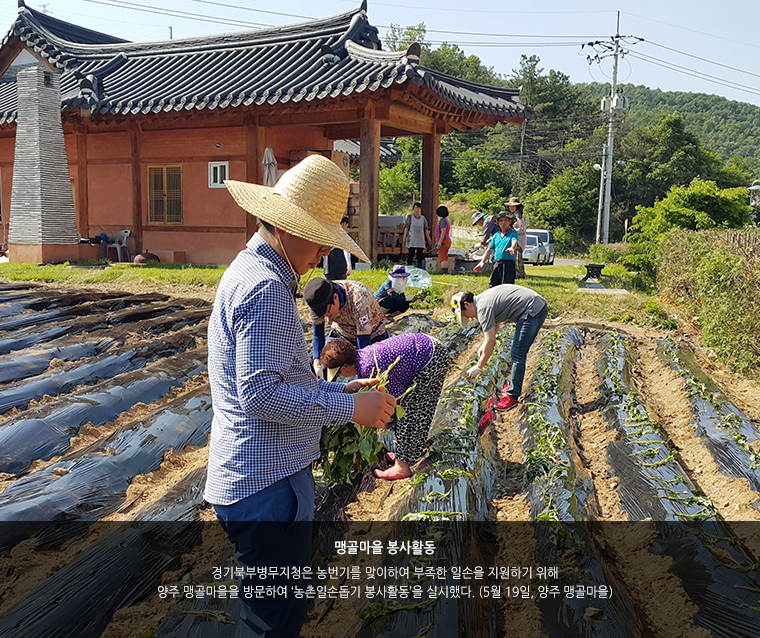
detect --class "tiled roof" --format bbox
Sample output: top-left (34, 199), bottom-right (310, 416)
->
top-left (334, 138), bottom-right (401, 163)
top-left (0, 0), bottom-right (527, 126)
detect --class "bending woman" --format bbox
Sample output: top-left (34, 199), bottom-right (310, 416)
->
top-left (320, 333), bottom-right (450, 481)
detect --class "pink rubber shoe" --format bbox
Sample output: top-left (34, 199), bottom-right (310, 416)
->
top-left (494, 395), bottom-right (519, 411)
top-left (374, 467), bottom-right (413, 481)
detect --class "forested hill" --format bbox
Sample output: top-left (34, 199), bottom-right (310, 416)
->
top-left (579, 82), bottom-right (760, 172)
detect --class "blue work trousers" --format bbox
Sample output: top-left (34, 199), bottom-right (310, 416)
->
top-left (214, 466), bottom-right (314, 638)
top-left (508, 304), bottom-right (549, 399)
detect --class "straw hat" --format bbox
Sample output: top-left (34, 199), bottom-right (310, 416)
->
top-left (224, 154), bottom-right (369, 263)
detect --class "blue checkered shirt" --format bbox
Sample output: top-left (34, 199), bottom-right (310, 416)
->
top-left (204, 234), bottom-right (354, 505)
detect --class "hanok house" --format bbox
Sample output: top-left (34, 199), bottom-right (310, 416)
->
top-left (0, 0), bottom-right (527, 265)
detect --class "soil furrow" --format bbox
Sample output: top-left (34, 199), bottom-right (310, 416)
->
top-left (572, 332), bottom-right (627, 521)
top-left (633, 338), bottom-right (760, 529)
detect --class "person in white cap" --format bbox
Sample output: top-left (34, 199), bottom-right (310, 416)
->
top-left (450, 285), bottom-right (548, 413)
top-left (207, 155), bottom-right (396, 638)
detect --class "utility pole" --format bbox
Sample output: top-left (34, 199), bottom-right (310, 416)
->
top-left (584, 13), bottom-right (640, 243)
top-left (594, 144), bottom-right (606, 244)
top-left (516, 119), bottom-right (527, 196)
top-left (602, 13), bottom-right (621, 245)
top-left (169, 25), bottom-right (173, 39)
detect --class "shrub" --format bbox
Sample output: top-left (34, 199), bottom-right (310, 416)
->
top-left (588, 242), bottom-right (630, 265)
top-left (379, 164), bottom-right (418, 214)
top-left (658, 229), bottom-right (760, 372)
top-left (467, 187), bottom-right (505, 215)
top-left (626, 178), bottom-right (751, 276)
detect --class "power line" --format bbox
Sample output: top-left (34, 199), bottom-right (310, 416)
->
top-left (645, 40), bottom-right (760, 82)
top-left (78, 0), bottom-right (272, 29)
top-left (336, 0), bottom-right (614, 17)
top-left (621, 11), bottom-right (760, 52)
top-left (382, 25), bottom-right (607, 39)
top-left (180, 0), bottom-right (313, 21)
top-left (626, 51), bottom-right (760, 98)
top-left (49, 6), bottom-right (169, 28)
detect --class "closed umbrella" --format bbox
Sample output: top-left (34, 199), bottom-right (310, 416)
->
top-left (262, 147), bottom-right (278, 187)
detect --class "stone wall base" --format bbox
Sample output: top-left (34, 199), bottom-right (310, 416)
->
top-left (9, 243), bottom-right (98, 264)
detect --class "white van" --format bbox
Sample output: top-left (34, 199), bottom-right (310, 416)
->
top-left (526, 229), bottom-right (555, 265)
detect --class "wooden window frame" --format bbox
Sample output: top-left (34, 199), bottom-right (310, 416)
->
top-left (147, 165), bottom-right (183, 226)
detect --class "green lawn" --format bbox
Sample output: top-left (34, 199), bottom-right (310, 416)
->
top-left (349, 264), bottom-right (650, 322)
top-left (0, 261), bottom-right (651, 323)
top-left (0, 262), bottom-right (227, 287)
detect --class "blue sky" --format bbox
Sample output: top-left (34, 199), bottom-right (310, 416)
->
top-left (3, 0), bottom-right (760, 107)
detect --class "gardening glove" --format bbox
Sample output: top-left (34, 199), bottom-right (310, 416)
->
top-left (467, 365), bottom-right (482, 379)
top-left (313, 361), bottom-right (327, 380)
top-left (477, 344), bottom-right (485, 359)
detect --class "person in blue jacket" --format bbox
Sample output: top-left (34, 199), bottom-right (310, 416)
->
top-left (475, 211), bottom-right (518, 287)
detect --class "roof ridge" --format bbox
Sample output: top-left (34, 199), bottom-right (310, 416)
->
top-left (17, 0), bottom-right (129, 45)
top-left (13, 4), bottom-right (366, 60)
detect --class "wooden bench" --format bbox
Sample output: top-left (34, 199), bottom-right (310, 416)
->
top-left (583, 263), bottom-right (606, 281)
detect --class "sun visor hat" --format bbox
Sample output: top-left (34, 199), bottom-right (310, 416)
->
top-left (450, 292), bottom-right (469, 327)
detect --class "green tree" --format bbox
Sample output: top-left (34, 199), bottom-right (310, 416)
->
top-left (384, 23), bottom-right (427, 52)
top-left (379, 163), bottom-right (418, 214)
top-left (453, 149), bottom-right (508, 192)
top-left (625, 177), bottom-right (751, 275)
top-left (384, 23), bottom-right (502, 85)
top-left (423, 43), bottom-right (502, 85)
top-left (522, 162), bottom-right (600, 252)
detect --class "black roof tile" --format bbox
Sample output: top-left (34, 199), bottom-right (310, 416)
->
top-left (0, 1), bottom-right (528, 126)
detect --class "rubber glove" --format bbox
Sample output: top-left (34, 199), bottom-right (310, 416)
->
top-left (313, 361), bottom-right (327, 379)
top-left (467, 365), bottom-right (482, 379)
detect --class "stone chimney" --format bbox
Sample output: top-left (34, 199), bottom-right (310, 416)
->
top-left (9, 64), bottom-right (80, 263)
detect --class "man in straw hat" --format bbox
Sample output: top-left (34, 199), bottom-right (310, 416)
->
top-left (507, 197), bottom-right (527, 279)
top-left (205, 154), bottom-right (397, 638)
top-left (474, 211), bottom-right (519, 287)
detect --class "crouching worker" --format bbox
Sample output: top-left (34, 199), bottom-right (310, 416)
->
top-left (451, 284), bottom-right (547, 412)
top-left (375, 264), bottom-right (412, 318)
top-left (305, 277), bottom-right (389, 379)
top-left (320, 333), bottom-right (451, 481)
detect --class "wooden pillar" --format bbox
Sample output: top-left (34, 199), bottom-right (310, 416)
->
top-left (359, 117), bottom-right (380, 263)
top-left (75, 124), bottom-right (89, 239)
top-left (245, 114), bottom-right (265, 240)
top-left (129, 124), bottom-right (143, 254)
top-left (422, 131), bottom-right (440, 229)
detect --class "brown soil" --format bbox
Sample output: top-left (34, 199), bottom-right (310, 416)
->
top-left (4, 372), bottom-right (210, 489)
top-left (594, 523), bottom-right (712, 638)
top-left (100, 444), bottom-right (210, 522)
top-left (99, 520), bottom-right (230, 638)
top-left (572, 334), bottom-right (627, 521)
top-left (493, 523), bottom-right (546, 638)
top-left (634, 338), bottom-right (760, 528)
top-left (45, 280), bottom-right (218, 304)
